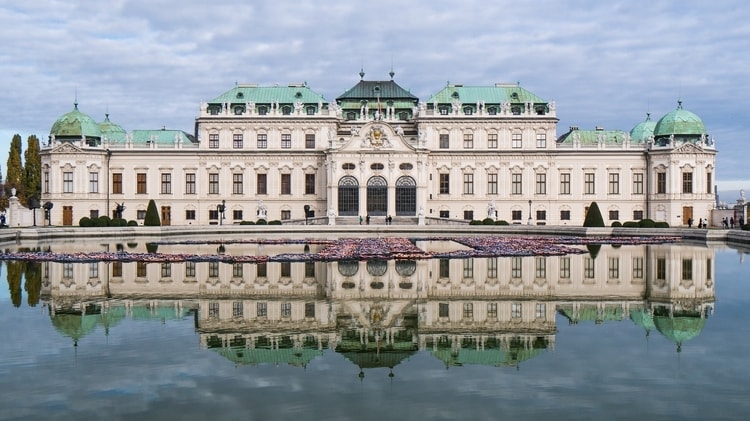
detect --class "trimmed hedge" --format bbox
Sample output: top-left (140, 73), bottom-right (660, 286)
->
top-left (495, 220), bottom-right (510, 225)
top-left (611, 221), bottom-right (622, 227)
top-left (268, 220), bottom-right (282, 225)
top-left (583, 202), bottom-right (605, 227)
top-left (638, 219), bottom-right (655, 228)
top-left (144, 199), bottom-right (160, 226)
top-left (79, 216), bottom-right (93, 227)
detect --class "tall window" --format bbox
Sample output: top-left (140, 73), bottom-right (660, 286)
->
top-left (560, 173), bottom-right (570, 195)
top-left (656, 258), bottom-right (666, 280)
top-left (487, 173), bottom-right (498, 195)
top-left (208, 133), bottom-right (219, 148)
top-left (281, 133), bottom-right (291, 149)
top-left (62, 172), bottom-right (73, 193)
top-left (584, 173), bottom-right (595, 194)
top-left (44, 171), bottom-right (50, 194)
top-left (208, 261), bottom-right (219, 277)
top-left (257, 133), bottom-right (267, 149)
top-left (257, 302), bottom-right (267, 317)
top-left (488, 133), bottom-right (498, 149)
top-left (487, 257), bottom-right (497, 278)
top-left (535, 173), bottom-right (546, 195)
top-left (535, 257), bottom-right (546, 278)
top-left (281, 174), bottom-right (291, 195)
top-left (232, 173), bottom-right (243, 194)
top-left (305, 133), bottom-right (315, 149)
top-left (584, 257), bottom-right (595, 279)
top-left (487, 302), bottom-right (497, 318)
top-left (608, 257), bottom-right (620, 279)
top-left (232, 301), bottom-right (243, 317)
top-left (208, 173), bottom-right (219, 194)
top-left (536, 133), bottom-right (546, 148)
top-left (233, 133), bottom-right (243, 149)
top-left (633, 173), bottom-right (644, 194)
top-left (137, 173), bottom-right (147, 194)
top-left (232, 263), bottom-right (243, 278)
top-left (439, 259), bottom-right (450, 278)
top-left (608, 173), bottom-right (620, 194)
top-left (161, 173), bottom-right (171, 194)
top-left (439, 173), bottom-right (450, 194)
top-left (439, 134), bottom-right (449, 149)
top-left (511, 173), bottom-right (522, 195)
top-left (632, 257), bottom-right (644, 279)
top-left (89, 172), bottom-right (98, 193)
top-left (463, 133), bottom-right (474, 149)
top-left (463, 173), bottom-right (474, 195)
top-left (185, 173), bottom-right (196, 194)
top-left (559, 257), bottom-right (570, 279)
top-left (512, 133), bottom-right (522, 148)
top-left (185, 261), bottom-right (196, 277)
top-left (462, 259), bottom-right (474, 278)
top-left (657, 172), bottom-right (666, 194)
top-left (706, 172), bottom-right (712, 194)
top-left (682, 172), bottom-right (693, 194)
top-left (257, 174), bottom-right (267, 195)
top-left (511, 303), bottom-right (522, 319)
top-left (305, 174), bottom-right (316, 195)
top-left (682, 259), bottom-right (693, 281)
top-left (511, 257), bottom-right (522, 279)
top-left (463, 303), bottom-right (473, 320)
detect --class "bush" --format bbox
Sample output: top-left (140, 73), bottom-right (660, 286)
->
top-left (127, 220), bottom-right (139, 226)
top-left (741, 223), bottom-right (750, 231)
top-left (144, 199), bottom-right (160, 226)
top-left (623, 221), bottom-right (639, 228)
top-left (96, 215), bottom-right (111, 227)
top-left (469, 220), bottom-right (482, 225)
top-left (268, 220), bottom-right (282, 225)
top-left (240, 220), bottom-right (255, 225)
top-left (611, 221), bottom-right (622, 227)
top-left (638, 219), bottom-right (655, 228)
top-left (482, 218), bottom-right (495, 225)
top-left (145, 242), bottom-right (159, 253)
top-left (79, 216), bottom-right (93, 227)
top-left (256, 219), bottom-right (267, 225)
top-left (495, 220), bottom-right (510, 225)
top-left (583, 202), bottom-right (605, 227)
top-left (111, 217), bottom-right (128, 227)
top-left (655, 222), bottom-right (670, 228)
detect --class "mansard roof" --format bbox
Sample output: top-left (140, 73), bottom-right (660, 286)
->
top-left (336, 79), bottom-right (419, 103)
top-left (557, 127), bottom-right (629, 145)
top-left (427, 83), bottom-right (546, 104)
top-left (208, 83), bottom-right (327, 104)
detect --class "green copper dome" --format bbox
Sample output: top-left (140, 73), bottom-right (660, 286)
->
top-left (50, 103), bottom-right (102, 139)
top-left (98, 113), bottom-right (127, 142)
top-left (629, 113), bottom-right (656, 143)
top-left (653, 306), bottom-right (707, 352)
top-left (653, 101), bottom-right (706, 137)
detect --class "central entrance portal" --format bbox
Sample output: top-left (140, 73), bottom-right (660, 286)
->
top-left (367, 176), bottom-right (387, 216)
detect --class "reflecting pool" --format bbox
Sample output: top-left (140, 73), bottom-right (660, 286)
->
top-left (1, 237), bottom-right (749, 420)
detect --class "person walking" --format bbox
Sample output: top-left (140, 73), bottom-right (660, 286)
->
top-left (688, 218), bottom-right (693, 228)
top-left (730, 217), bottom-right (735, 228)
top-left (359, 215), bottom-right (363, 225)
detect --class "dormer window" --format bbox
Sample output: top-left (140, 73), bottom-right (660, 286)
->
top-left (233, 105), bottom-right (245, 115)
top-left (452, 91), bottom-right (459, 98)
top-left (463, 106), bottom-right (473, 115)
top-left (510, 92), bottom-right (519, 100)
top-left (487, 107), bottom-right (497, 115)
top-left (511, 106), bottom-right (521, 115)
top-left (439, 106), bottom-right (449, 115)
top-left (399, 112), bottom-right (408, 120)
top-left (258, 106), bottom-right (268, 115)
top-left (282, 106), bottom-right (291, 115)
top-left (295, 91), bottom-right (303, 98)
top-left (306, 106), bottom-right (316, 115)
top-left (236, 92), bottom-right (244, 99)
top-left (346, 112), bottom-right (356, 121)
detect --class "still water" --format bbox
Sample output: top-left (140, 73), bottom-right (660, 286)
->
top-left (1, 236), bottom-right (749, 420)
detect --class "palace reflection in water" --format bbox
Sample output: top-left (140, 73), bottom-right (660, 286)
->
top-left (38, 240), bottom-right (715, 371)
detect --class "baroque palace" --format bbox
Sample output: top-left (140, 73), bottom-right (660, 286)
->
top-left (40, 71), bottom-right (717, 226)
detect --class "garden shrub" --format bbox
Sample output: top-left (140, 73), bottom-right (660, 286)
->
top-left (144, 199), bottom-right (160, 226)
top-left (482, 218), bottom-right (495, 225)
top-left (495, 220), bottom-right (510, 225)
top-left (79, 216), bottom-right (92, 227)
top-left (583, 202), bottom-right (605, 227)
top-left (638, 219), bottom-right (655, 228)
top-left (611, 221), bottom-right (622, 227)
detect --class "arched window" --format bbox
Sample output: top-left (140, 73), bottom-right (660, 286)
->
top-left (395, 176), bottom-right (417, 216)
top-left (338, 176), bottom-right (359, 216)
top-left (367, 176), bottom-right (388, 216)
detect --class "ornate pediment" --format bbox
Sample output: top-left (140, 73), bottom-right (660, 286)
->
top-left (51, 142), bottom-right (84, 154)
top-left (672, 142), bottom-right (704, 154)
top-left (362, 124), bottom-right (392, 149)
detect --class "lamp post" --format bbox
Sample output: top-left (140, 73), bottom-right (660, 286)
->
top-left (217, 200), bottom-right (226, 225)
top-left (528, 200), bottom-right (532, 225)
top-left (43, 202), bottom-right (53, 226)
top-left (304, 205), bottom-right (310, 225)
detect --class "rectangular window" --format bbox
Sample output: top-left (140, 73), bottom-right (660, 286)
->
top-left (560, 257), bottom-right (571, 279)
top-left (257, 174), bottom-right (267, 195)
top-left (657, 172), bottom-right (666, 194)
top-left (209, 133), bottom-right (219, 149)
top-left (633, 210), bottom-right (644, 220)
top-left (89, 172), bottom-right (98, 193)
top-left (439, 210), bottom-right (449, 218)
top-left (63, 263), bottom-right (73, 279)
top-left (536, 210), bottom-right (546, 221)
top-left (536, 133), bottom-right (546, 148)
top-left (305, 261), bottom-right (315, 277)
top-left (511, 303), bottom-right (522, 319)
top-left (463, 210), bottom-right (473, 221)
top-left (706, 172), bottom-right (712, 194)
top-left (439, 173), bottom-right (450, 194)
top-left (257, 262), bottom-right (267, 278)
top-left (535, 173), bottom-right (546, 195)
top-left (281, 174), bottom-right (291, 195)
top-left (90, 209), bottom-right (99, 219)
top-left (487, 302), bottom-right (497, 319)
top-left (305, 174), bottom-right (316, 195)
top-left (633, 257), bottom-right (644, 279)
top-left (281, 133), bottom-right (291, 149)
top-left (439, 134), bottom-right (449, 149)
top-left (281, 261), bottom-right (291, 277)
top-left (609, 173), bottom-right (620, 194)
top-left (584, 257), bottom-right (595, 279)
top-left (137, 173), bottom-right (147, 194)
top-left (63, 172), bottom-right (73, 193)
top-left (608, 257), bottom-right (620, 279)
top-left (536, 303), bottom-right (546, 319)
top-left (560, 210), bottom-right (571, 220)
top-left (535, 257), bottom-right (546, 278)
top-left (208, 173), bottom-right (219, 195)
top-left (487, 173), bottom-right (498, 195)
top-left (463, 173), bottom-right (474, 195)
top-left (682, 172), bottom-right (693, 194)
top-left (584, 173), bottom-right (595, 195)
top-left (488, 133), bottom-right (498, 149)
top-left (208, 302), bottom-right (219, 318)
top-left (161, 263), bottom-right (171, 278)
top-left (281, 302), bottom-right (292, 317)
top-left (305, 133), bottom-right (315, 149)
top-left (89, 262), bottom-right (99, 279)
top-left (232, 301), bottom-right (243, 317)
top-left (209, 209), bottom-right (218, 220)
top-left (44, 171), bottom-right (50, 194)
top-left (305, 302), bottom-right (315, 318)
top-left (257, 302), bottom-right (267, 317)
top-left (185, 173), bottom-right (196, 194)
top-left (487, 257), bottom-right (497, 278)
top-left (512, 133), bottom-right (522, 148)
top-left (113, 173), bottom-right (122, 194)
top-left (512, 210), bottom-right (522, 221)
top-left (257, 133), bottom-right (267, 149)
top-left (233, 210), bottom-right (242, 221)
top-left (185, 209), bottom-right (196, 220)
top-left (233, 133), bottom-right (243, 149)
top-left (137, 261), bottom-right (147, 277)
top-left (232, 263), bottom-right (243, 278)
top-left (208, 261), bottom-right (219, 278)
top-left (439, 302), bottom-right (449, 318)
top-left (231, 173), bottom-right (243, 195)
top-left (439, 259), bottom-right (450, 278)
top-left (682, 259), bottom-right (693, 281)
top-left (281, 210), bottom-right (291, 220)
top-left (463, 133), bottom-right (473, 149)
top-left (185, 261), bottom-right (196, 278)
top-left (112, 261), bottom-right (122, 277)
top-left (707, 258), bottom-right (712, 280)
top-left (463, 303), bottom-right (473, 320)
top-left (462, 259), bottom-right (474, 278)
top-left (560, 173), bottom-right (571, 195)
top-left (657, 258), bottom-right (666, 280)
top-left (161, 173), bottom-right (171, 194)
top-left (511, 173), bottom-right (522, 195)
top-left (137, 210), bottom-right (146, 220)
top-left (633, 173), bottom-right (644, 194)
top-left (609, 210), bottom-right (619, 220)
top-left (511, 257), bottom-right (522, 278)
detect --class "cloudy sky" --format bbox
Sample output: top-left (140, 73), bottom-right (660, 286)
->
top-left (1, 0), bottom-right (748, 191)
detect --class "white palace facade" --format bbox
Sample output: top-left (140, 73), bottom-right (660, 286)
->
top-left (40, 72), bottom-right (718, 227)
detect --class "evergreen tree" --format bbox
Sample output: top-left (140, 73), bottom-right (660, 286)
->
top-left (144, 199), bottom-right (161, 226)
top-left (23, 135), bottom-right (41, 205)
top-left (583, 201), bottom-right (605, 227)
top-left (6, 134), bottom-right (24, 204)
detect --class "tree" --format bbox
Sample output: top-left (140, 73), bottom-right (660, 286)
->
top-left (6, 134), bottom-right (23, 204)
top-left (144, 199), bottom-right (161, 226)
top-left (583, 201), bottom-right (605, 227)
top-left (23, 135), bottom-right (41, 206)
